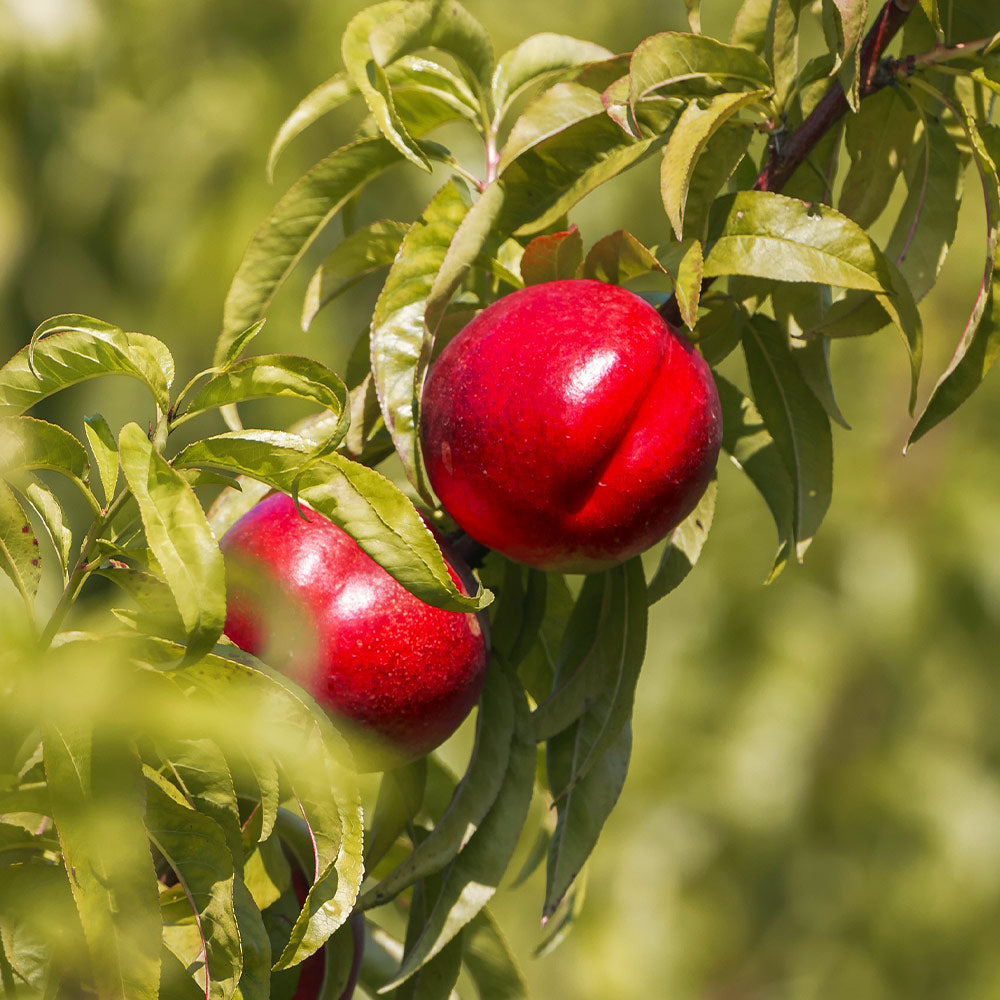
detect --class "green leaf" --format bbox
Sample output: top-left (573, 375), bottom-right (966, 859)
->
top-left (370, 181), bottom-right (470, 497)
top-left (392, 888), bottom-right (464, 1000)
top-left (381, 686), bottom-right (535, 990)
top-left (83, 413), bottom-right (120, 506)
top-left (839, 87), bottom-right (921, 229)
top-left (19, 479), bottom-right (73, 582)
top-left (492, 33), bottom-right (613, 123)
top-left (462, 909), bottom-right (529, 1000)
top-left (0, 480), bottom-right (42, 608)
top-left (672, 238), bottom-right (705, 329)
top-left (519, 226), bottom-right (583, 284)
top-left (118, 422), bottom-right (227, 660)
top-left (766, 0), bottom-right (802, 111)
top-left (627, 31), bottom-right (772, 124)
top-left (44, 724), bottom-right (161, 1000)
top-left (544, 720), bottom-right (631, 920)
top-left (174, 431), bottom-right (490, 613)
top-left (359, 667), bottom-right (516, 910)
top-left (742, 316), bottom-right (832, 562)
top-left (684, 0), bottom-right (702, 33)
top-left (364, 759), bottom-right (427, 872)
top-left (660, 91), bottom-right (767, 241)
top-left (144, 766), bottom-right (242, 1000)
top-left (0, 318), bottom-right (172, 416)
top-left (233, 877), bottom-right (271, 1000)
top-left (647, 475), bottom-right (717, 604)
top-left (678, 119), bottom-right (750, 243)
top-left (176, 355), bottom-right (350, 447)
top-left (0, 415), bottom-right (90, 495)
top-left (716, 374), bottom-right (794, 580)
top-left (823, 0), bottom-right (868, 109)
top-left (580, 229), bottom-right (665, 285)
top-left (217, 138), bottom-right (408, 365)
top-left (704, 190), bottom-right (892, 292)
top-left (302, 220), bottom-right (409, 330)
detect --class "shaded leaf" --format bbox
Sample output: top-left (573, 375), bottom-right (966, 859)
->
top-left (742, 316), bottom-right (832, 562)
top-left (118, 422), bottom-right (227, 660)
top-left (19, 479), bottom-right (73, 582)
top-left (463, 909), bottom-right (529, 1000)
top-left (302, 220), bottom-right (409, 330)
top-left (647, 474), bottom-right (717, 604)
top-left (580, 229), bottom-right (665, 285)
top-left (679, 118), bottom-right (750, 242)
top-left (519, 226), bottom-right (583, 284)
top-left (364, 758), bottom-right (428, 873)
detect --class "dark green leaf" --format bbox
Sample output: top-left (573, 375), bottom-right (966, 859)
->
top-left (381, 687), bottom-right (535, 989)
top-left (660, 90), bottom-right (767, 240)
top-left (463, 909), bottom-right (530, 1000)
top-left (302, 220), bottom-right (409, 330)
top-left (364, 758), bottom-right (427, 872)
top-left (359, 667), bottom-right (516, 910)
top-left (144, 766), bottom-right (242, 1000)
top-left (647, 474), bottom-right (717, 604)
top-left (0, 319), bottom-right (171, 416)
top-left (118, 422), bottom-right (227, 660)
top-left (370, 181), bottom-right (470, 497)
top-left (742, 316), bottom-right (832, 562)
top-left (44, 724), bottom-right (161, 1000)
top-left (519, 226), bottom-right (583, 284)
top-left (217, 138), bottom-right (408, 364)
top-left (233, 877), bottom-right (270, 1000)
top-left (717, 374), bottom-right (794, 580)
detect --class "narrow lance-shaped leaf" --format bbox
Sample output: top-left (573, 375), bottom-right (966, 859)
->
top-left (0, 318), bottom-right (172, 416)
top-left (580, 229), bottom-right (665, 285)
top-left (742, 316), bottom-right (832, 562)
top-left (704, 190), bottom-right (892, 291)
top-left (44, 723), bottom-right (161, 1000)
top-left (647, 475), bottom-right (717, 605)
top-left (660, 90), bottom-right (768, 241)
top-left (463, 909), bottom-right (530, 1000)
top-left (358, 667), bottom-right (516, 910)
top-left (491, 33), bottom-right (613, 125)
top-left (19, 479), bottom-right (73, 582)
top-left (217, 138), bottom-right (407, 364)
top-left (716, 374), bottom-right (794, 580)
top-left (381, 686), bottom-right (535, 990)
top-left (302, 220), bottom-right (409, 330)
top-left (118, 422), bottom-right (227, 660)
top-left (823, 0), bottom-right (868, 109)
top-left (144, 767), bottom-right (242, 1000)
top-left (370, 181), bottom-right (469, 497)
top-left (84, 413), bottom-right (119, 506)
top-left (0, 480), bottom-right (42, 609)
top-left (909, 115), bottom-right (1000, 445)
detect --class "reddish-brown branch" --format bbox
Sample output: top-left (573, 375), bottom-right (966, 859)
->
top-left (660, 0), bottom-right (916, 328)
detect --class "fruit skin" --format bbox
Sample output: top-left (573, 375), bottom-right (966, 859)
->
top-left (219, 492), bottom-right (488, 767)
top-left (419, 279), bottom-right (723, 573)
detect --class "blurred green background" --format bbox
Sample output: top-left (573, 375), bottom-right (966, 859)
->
top-left (3, 1), bottom-right (1000, 997)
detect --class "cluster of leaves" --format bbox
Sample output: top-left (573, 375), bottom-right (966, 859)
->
top-left (2, 0), bottom-right (999, 997)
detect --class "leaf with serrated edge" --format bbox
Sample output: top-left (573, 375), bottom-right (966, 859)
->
top-left (371, 181), bottom-right (469, 496)
top-left (83, 414), bottom-right (119, 505)
top-left (175, 431), bottom-right (489, 613)
top-left (217, 138), bottom-right (410, 365)
top-left (519, 226), bottom-right (583, 284)
top-left (44, 724), bottom-right (161, 1000)
top-left (661, 90), bottom-right (768, 240)
top-left (20, 479), bottom-right (72, 581)
top-left (0, 481), bottom-right (42, 607)
top-left (0, 321), bottom-right (171, 416)
top-left (647, 476), bottom-right (716, 604)
top-left (381, 686), bottom-right (534, 990)
top-left (143, 767), bottom-right (241, 1000)
top-left (492, 33), bottom-right (613, 123)
top-left (742, 316), bottom-right (832, 562)
top-left (118, 423), bottom-right (226, 660)
top-left (302, 220), bottom-right (409, 330)
top-left (705, 191), bottom-right (891, 292)
top-left (716, 374), bottom-right (794, 580)
top-left (359, 667), bottom-right (515, 910)
top-left (680, 124), bottom-right (749, 243)
top-left (544, 720), bottom-right (631, 920)
top-left (674, 238), bottom-right (704, 329)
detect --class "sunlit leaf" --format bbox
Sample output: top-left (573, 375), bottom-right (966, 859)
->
top-left (19, 479), bottom-right (73, 582)
top-left (359, 667), bottom-right (516, 910)
top-left (370, 181), bottom-right (469, 498)
top-left (0, 481), bottom-right (42, 608)
top-left (44, 723), bottom-right (161, 1000)
top-left (660, 90), bottom-right (767, 240)
top-left (679, 121), bottom-right (750, 243)
top-left (704, 191), bottom-right (891, 291)
top-left (118, 422), bottom-right (227, 660)
top-left (83, 413), bottom-right (119, 506)
top-left (302, 220), bottom-right (409, 330)
top-left (519, 226), bottom-right (583, 284)
top-left (580, 229), bottom-right (665, 285)
top-left (144, 766), bottom-right (242, 1000)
